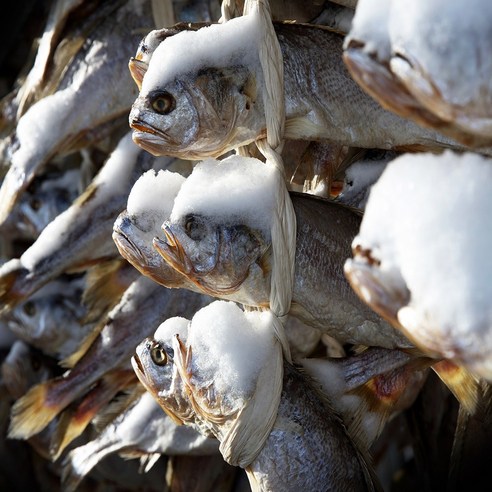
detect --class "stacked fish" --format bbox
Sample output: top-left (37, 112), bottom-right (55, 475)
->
top-left (0, 0), bottom-right (491, 490)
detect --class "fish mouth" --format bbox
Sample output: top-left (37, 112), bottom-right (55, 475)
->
top-left (129, 117), bottom-right (183, 157)
top-left (344, 246), bottom-right (410, 329)
top-left (112, 227), bottom-right (147, 268)
top-left (131, 354), bottom-right (146, 380)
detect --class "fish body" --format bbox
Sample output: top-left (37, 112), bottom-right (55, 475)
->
top-left (8, 275), bottom-right (212, 440)
top-left (132, 301), bottom-right (379, 491)
top-left (0, 134), bottom-right (164, 314)
top-left (0, 0), bottom-right (154, 225)
top-left (344, 150), bottom-right (492, 380)
top-left (129, 20), bottom-right (463, 160)
top-left (153, 165), bottom-right (409, 349)
top-left (4, 277), bottom-right (93, 360)
top-left (62, 390), bottom-right (219, 492)
top-left (343, 0), bottom-right (492, 148)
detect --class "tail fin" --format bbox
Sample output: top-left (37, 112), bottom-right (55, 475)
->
top-left (50, 370), bottom-right (136, 460)
top-left (8, 380), bottom-right (65, 439)
top-left (0, 259), bottom-right (31, 314)
top-left (432, 360), bottom-right (480, 414)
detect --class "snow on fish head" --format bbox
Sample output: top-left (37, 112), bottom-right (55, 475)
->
top-left (171, 301), bottom-right (278, 424)
top-left (128, 19), bottom-right (264, 160)
top-left (152, 156), bottom-right (275, 302)
top-left (345, 150), bottom-right (492, 380)
top-left (112, 169), bottom-right (189, 287)
top-left (132, 317), bottom-right (191, 425)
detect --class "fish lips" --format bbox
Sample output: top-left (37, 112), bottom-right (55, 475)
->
top-left (112, 214), bottom-right (147, 267)
top-left (344, 245), bottom-right (410, 330)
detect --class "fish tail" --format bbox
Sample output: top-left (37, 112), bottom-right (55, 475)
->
top-left (8, 379), bottom-right (70, 439)
top-left (0, 259), bottom-right (30, 314)
top-left (49, 370), bottom-right (136, 460)
top-left (432, 360), bottom-right (480, 414)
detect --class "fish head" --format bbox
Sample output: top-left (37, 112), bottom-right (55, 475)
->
top-left (131, 334), bottom-right (191, 425)
top-left (153, 214), bottom-right (269, 300)
top-left (130, 67), bottom-right (260, 159)
top-left (112, 209), bottom-right (188, 289)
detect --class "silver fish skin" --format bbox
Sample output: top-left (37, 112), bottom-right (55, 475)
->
top-left (2, 168), bottom-right (81, 242)
top-left (0, 0), bottom-right (154, 225)
top-left (4, 277), bottom-right (93, 361)
top-left (132, 311), bottom-right (379, 492)
top-left (248, 362), bottom-right (379, 492)
top-left (129, 21), bottom-right (464, 160)
top-left (344, 151), bottom-right (492, 381)
top-left (155, 192), bottom-right (411, 349)
top-left (62, 391), bottom-right (219, 492)
top-left (111, 167), bottom-right (199, 291)
top-left (343, 0), bottom-right (492, 148)
top-left (0, 134), bottom-right (161, 314)
top-left (8, 275), bottom-right (213, 441)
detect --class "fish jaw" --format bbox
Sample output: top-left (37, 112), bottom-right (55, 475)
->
top-left (112, 214), bottom-right (148, 269)
top-left (343, 45), bottom-right (487, 149)
top-left (389, 52), bottom-right (492, 147)
top-left (153, 224), bottom-right (194, 277)
top-left (128, 58), bottom-right (147, 90)
top-left (132, 338), bottom-right (185, 425)
top-left (344, 246), bottom-right (410, 330)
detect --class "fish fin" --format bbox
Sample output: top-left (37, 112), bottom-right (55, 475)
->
top-left (50, 371), bottom-right (137, 460)
top-left (138, 453), bottom-right (161, 473)
top-left (8, 380), bottom-right (65, 439)
top-left (432, 360), bottom-right (480, 414)
top-left (81, 258), bottom-right (137, 324)
top-left (0, 259), bottom-right (30, 314)
top-left (59, 321), bottom-right (104, 369)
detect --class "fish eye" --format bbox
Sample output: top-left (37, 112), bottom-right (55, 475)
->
top-left (23, 301), bottom-right (36, 317)
top-left (150, 92), bottom-right (175, 115)
top-left (150, 342), bottom-right (168, 366)
top-left (30, 198), bottom-right (41, 211)
top-left (184, 214), bottom-right (206, 240)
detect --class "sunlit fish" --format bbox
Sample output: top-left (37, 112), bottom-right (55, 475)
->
top-left (0, 0), bottom-right (154, 225)
top-left (129, 19), bottom-right (462, 160)
top-left (344, 150), bottom-right (492, 381)
top-left (153, 155), bottom-right (410, 349)
top-left (132, 301), bottom-right (380, 491)
top-left (343, 0), bottom-right (492, 148)
top-left (8, 276), bottom-right (212, 441)
top-left (62, 390), bottom-right (219, 492)
top-left (0, 134), bottom-right (168, 314)
top-left (112, 168), bottom-right (198, 291)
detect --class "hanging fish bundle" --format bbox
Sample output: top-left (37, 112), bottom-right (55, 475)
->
top-left (0, 0), bottom-right (492, 491)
